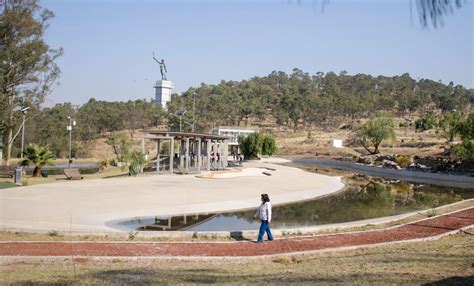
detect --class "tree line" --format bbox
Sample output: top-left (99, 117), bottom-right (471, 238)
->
top-left (2, 70), bottom-right (473, 163)
top-left (4, 99), bottom-right (164, 159)
top-left (169, 69), bottom-right (473, 135)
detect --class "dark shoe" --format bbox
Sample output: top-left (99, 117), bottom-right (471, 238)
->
top-left (256, 240), bottom-right (264, 243)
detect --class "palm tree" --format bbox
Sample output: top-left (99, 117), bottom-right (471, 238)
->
top-left (19, 144), bottom-right (55, 177)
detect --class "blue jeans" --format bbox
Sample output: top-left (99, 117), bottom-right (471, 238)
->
top-left (257, 220), bottom-right (273, 242)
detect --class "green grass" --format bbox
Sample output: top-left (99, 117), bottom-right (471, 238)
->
top-left (0, 166), bottom-right (128, 187)
top-left (1, 232), bottom-right (473, 285)
top-left (0, 182), bottom-right (16, 189)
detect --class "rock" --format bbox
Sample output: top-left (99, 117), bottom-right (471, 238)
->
top-left (382, 159), bottom-right (401, 170)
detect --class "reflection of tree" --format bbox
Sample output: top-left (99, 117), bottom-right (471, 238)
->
top-left (226, 182), bottom-right (462, 228)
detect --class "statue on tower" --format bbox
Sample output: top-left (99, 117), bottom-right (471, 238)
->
top-left (153, 52), bottom-right (168, 81)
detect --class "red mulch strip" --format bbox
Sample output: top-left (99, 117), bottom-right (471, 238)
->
top-left (0, 208), bottom-right (472, 257)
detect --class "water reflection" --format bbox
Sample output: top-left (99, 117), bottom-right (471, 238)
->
top-left (106, 180), bottom-right (470, 232)
top-left (187, 181), bottom-right (469, 231)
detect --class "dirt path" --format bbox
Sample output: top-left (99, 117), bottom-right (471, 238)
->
top-left (0, 208), bottom-right (472, 258)
top-left (292, 159), bottom-right (474, 189)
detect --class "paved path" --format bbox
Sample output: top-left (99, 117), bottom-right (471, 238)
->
top-left (292, 159), bottom-right (474, 189)
top-left (0, 162), bottom-right (343, 232)
top-left (0, 208), bottom-right (472, 258)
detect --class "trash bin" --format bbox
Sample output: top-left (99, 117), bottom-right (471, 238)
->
top-left (41, 171), bottom-right (48, 178)
top-left (14, 166), bottom-right (22, 186)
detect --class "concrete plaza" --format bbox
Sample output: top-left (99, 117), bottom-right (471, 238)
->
top-left (0, 161), bottom-right (344, 232)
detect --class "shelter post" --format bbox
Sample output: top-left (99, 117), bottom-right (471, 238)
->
top-left (197, 138), bottom-right (202, 173)
top-left (156, 140), bottom-right (161, 173)
top-left (169, 138), bottom-right (174, 174)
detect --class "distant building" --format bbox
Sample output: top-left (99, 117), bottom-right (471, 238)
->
top-left (212, 126), bottom-right (255, 146)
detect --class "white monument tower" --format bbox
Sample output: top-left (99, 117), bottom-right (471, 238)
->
top-left (153, 52), bottom-right (173, 110)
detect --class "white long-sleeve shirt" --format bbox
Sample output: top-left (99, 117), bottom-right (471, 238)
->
top-left (255, 202), bottom-right (272, 222)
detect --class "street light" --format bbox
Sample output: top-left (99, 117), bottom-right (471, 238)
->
top-left (67, 116), bottom-right (76, 169)
top-left (20, 107), bottom-right (30, 159)
top-left (192, 92), bottom-right (197, 132)
top-left (175, 110), bottom-right (186, 132)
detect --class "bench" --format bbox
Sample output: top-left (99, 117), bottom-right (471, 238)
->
top-left (64, 168), bottom-right (83, 180)
top-left (0, 166), bottom-right (15, 178)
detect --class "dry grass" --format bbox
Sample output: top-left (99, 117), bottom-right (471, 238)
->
top-left (275, 127), bottom-right (446, 158)
top-left (1, 232), bottom-right (473, 285)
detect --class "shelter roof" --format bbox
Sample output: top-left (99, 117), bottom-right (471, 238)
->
top-left (144, 130), bottom-right (230, 141)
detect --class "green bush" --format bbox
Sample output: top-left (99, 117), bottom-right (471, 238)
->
top-left (451, 140), bottom-right (474, 161)
top-left (238, 132), bottom-right (277, 159)
top-left (261, 134), bottom-right (277, 156)
top-left (415, 114), bottom-right (438, 132)
top-left (238, 133), bottom-right (264, 159)
top-left (125, 149), bottom-right (147, 176)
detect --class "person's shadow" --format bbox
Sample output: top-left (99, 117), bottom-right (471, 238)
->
top-left (230, 231), bottom-right (252, 241)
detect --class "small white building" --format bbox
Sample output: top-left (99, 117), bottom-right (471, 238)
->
top-left (332, 139), bottom-right (343, 148)
top-left (212, 126), bottom-right (255, 146)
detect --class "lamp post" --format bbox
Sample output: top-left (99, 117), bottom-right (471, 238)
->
top-left (67, 116), bottom-right (76, 169)
top-left (192, 92), bottom-right (197, 132)
top-left (175, 110), bottom-right (186, 132)
top-left (20, 107), bottom-right (30, 159)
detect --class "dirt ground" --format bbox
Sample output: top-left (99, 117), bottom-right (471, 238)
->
top-left (275, 127), bottom-right (446, 159)
top-left (1, 231), bottom-right (473, 285)
top-left (75, 122), bottom-right (447, 161)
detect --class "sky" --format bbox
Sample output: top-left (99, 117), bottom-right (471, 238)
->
top-left (41, 0), bottom-right (473, 106)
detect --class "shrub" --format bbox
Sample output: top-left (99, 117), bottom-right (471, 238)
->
top-left (238, 133), bottom-right (264, 159)
top-left (238, 132), bottom-right (278, 159)
top-left (261, 134), bottom-right (277, 156)
top-left (415, 114), bottom-right (438, 132)
top-left (124, 149), bottom-right (147, 176)
top-left (394, 155), bottom-right (412, 168)
top-left (19, 144), bottom-right (55, 176)
top-left (98, 158), bottom-right (108, 171)
top-left (451, 140), bottom-right (474, 161)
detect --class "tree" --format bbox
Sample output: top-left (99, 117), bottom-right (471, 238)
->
top-left (106, 133), bottom-right (131, 163)
top-left (19, 144), bottom-right (54, 176)
top-left (451, 113), bottom-right (474, 160)
top-left (261, 134), bottom-right (277, 156)
top-left (238, 132), bottom-right (264, 159)
top-left (356, 115), bottom-right (396, 154)
top-left (238, 132), bottom-right (277, 158)
top-left (0, 0), bottom-right (63, 165)
top-left (438, 111), bottom-right (464, 142)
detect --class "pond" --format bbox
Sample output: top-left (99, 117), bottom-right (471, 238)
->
top-left (105, 179), bottom-right (472, 232)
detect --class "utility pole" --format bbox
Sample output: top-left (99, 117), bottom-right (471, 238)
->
top-left (192, 92), bottom-right (196, 132)
top-left (67, 116), bottom-right (76, 169)
top-left (20, 107), bottom-right (30, 159)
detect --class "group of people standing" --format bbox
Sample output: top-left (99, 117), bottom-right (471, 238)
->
top-left (230, 149), bottom-right (244, 165)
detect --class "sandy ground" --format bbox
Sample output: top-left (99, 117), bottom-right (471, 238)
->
top-left (0, 162), bottom-right (343, 233)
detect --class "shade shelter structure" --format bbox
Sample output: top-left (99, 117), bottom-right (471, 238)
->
top-left (141, 130), bottom-right (230, 174)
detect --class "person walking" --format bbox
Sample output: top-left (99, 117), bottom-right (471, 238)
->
top-left (254, 193), bottom-right (273, 243)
